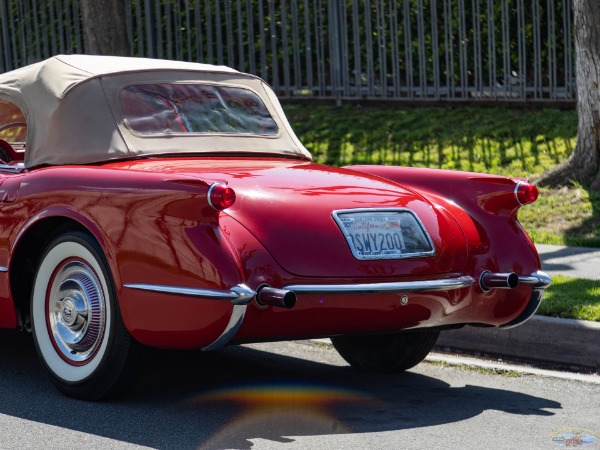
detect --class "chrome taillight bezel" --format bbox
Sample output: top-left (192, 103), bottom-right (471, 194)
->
top-left (208, 182), bottom-right (236, 211)
top-left (514, 181), bottom-right (538, 206)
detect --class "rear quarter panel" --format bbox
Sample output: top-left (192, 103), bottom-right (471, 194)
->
top-left (2, 166), bottom-right (243, 347)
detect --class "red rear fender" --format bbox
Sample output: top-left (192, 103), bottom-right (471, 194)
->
top-left (345, 165), bottom-right (542, 273)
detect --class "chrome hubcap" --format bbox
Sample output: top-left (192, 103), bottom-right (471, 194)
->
top-left (48, 261), bottom-right (106, 363)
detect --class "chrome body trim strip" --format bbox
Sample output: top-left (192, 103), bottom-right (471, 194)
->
top-left (0, 266), bottom-right (8, 272)
top-left (123, 283), bottom-right (255, 305)
top-left (0, 163), bottom-right (25, 173)
top-left (202, 305), bottom-right (247, 351)
top-left (284, 276), bottom-right (476, 295)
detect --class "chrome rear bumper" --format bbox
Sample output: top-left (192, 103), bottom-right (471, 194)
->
top-left (125, 270), bottom-right (551, 348)
top-left (284, 275), bottom-right (476, 294)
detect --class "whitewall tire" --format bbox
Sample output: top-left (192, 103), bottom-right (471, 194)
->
top-left (31, 231), bottom-right (143, 400)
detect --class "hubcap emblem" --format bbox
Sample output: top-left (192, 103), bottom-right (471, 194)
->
top-left (61, 298), bottom-right (76, 325)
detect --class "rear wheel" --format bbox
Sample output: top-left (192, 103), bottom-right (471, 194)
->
top-left (31, 231), bottom-right (144, 400)
top-left (331, 330), bottom-right (440, 373)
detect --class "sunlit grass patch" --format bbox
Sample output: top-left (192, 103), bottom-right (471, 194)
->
top-left (284, 103), bottom-right (576, 178)
top-left (519, 186), bottom-right (600, 248)
top-left (538, 275), bottom-right (600, 322)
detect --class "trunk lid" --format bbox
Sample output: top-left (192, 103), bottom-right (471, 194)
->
top-left (112, 158), bottom-right (468, 278)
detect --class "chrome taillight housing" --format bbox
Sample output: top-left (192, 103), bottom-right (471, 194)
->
top-left (515, 181), bottom-right (538, 205)
top-left (208, 183), bottom-right (236, 211)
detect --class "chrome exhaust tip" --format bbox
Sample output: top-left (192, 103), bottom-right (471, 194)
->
top-left (256, 286), bottom-right (297, 309)
top-left (480, 271), bottom-right (519, 292)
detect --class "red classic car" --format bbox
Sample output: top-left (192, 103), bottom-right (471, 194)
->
top-left (0, 55), bottom-right (550, 400)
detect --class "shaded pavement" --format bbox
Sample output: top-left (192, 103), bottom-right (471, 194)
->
top-left (536, 244), bottom-right (600, 280)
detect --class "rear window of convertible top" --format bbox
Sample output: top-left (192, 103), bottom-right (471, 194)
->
top-left (120, 83), bottom-right (279, 136)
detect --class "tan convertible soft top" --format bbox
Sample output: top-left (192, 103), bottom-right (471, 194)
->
top-left (0, 54), bottom-right (311, 167)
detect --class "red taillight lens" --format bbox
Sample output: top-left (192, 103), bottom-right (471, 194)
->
top-left (515, 181), bottom-right (538, 205)
top-left (208, 183), bottom-right (236, 211)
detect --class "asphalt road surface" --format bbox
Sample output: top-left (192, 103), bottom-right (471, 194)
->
top-left (0, 331), bottom-right (598, 450)
top-left (536, 244), bottom-right (600, 280)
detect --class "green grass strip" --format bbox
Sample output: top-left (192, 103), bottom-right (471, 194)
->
top-left (284, 103), bottom-right (577, 179)
top-left (538, 275), bottom-right (600, 321)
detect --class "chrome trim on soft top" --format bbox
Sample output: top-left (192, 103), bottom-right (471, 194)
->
top-left (284, 275), bottom-right (475, 295)
top-left (123, 283), bottom-right (255, 305)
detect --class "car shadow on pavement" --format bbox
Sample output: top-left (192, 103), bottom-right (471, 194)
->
top-left (0, 331), bottom-right (561, 450)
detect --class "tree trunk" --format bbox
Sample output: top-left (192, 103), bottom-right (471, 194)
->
top-left (538, 0), bottom-right (600, 190)
top-left (80, 0), bottom-right (131, 56)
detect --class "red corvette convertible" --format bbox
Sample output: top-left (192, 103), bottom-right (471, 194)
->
top-left (0, 55), bottom-right (550, 400)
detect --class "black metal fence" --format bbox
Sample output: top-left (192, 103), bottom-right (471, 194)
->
top-left (0, 0), bottom-right (576, 103)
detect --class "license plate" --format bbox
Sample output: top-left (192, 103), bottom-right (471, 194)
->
top-left (332, 209), bottom-right (435, 260)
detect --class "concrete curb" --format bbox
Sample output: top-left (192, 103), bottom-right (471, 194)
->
top-left (435, 315), bottom-right (600, 373)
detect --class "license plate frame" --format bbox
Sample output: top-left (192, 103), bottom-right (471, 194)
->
top-left (332, 208), bottom-right (435, 260)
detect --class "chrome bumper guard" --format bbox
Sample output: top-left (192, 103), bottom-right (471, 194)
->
top-left (499, 270), bottom-right (552, 329)
top-left (124, 283), bottom-right (255, 352)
